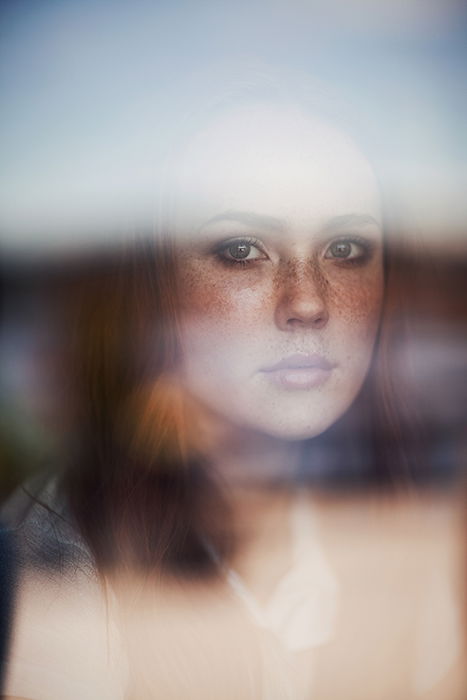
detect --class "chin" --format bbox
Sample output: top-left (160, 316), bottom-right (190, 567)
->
top-left (236, 389), bottom-right (360, 442)
top-left (253, 417), bottom-right (336, 442)
top-left (234, 404), bottom-right (342, 441)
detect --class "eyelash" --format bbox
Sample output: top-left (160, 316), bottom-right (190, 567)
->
top-left (213, 237), bottom-right (266, 267)
top-left (324, 235), bottom-right (374, 266)
top-left (212, 234), bottom-right (374, 268)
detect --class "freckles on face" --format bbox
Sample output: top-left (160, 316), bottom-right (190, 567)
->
top-left (176, 244), bottom-right (384, 442)
top-left (179, 235), bottom-right (383, 338)
top-left (324, 265), bottom-right (383, 338)
top-left (178, 240), bottom-right (383, 374)
top-left (178, 249), bottom-right (273, 330)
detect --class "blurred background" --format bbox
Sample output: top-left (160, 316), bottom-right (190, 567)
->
top-left (1, 0), bottom-right (466, 498)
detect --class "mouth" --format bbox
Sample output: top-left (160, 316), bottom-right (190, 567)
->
top-left (260, 353), bottom-right (336, 390)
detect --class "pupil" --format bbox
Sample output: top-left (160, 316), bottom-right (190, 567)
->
top-left (229, 242), bottom-right (251, 259)
top-left (332, 241), bottom-right (351, 258)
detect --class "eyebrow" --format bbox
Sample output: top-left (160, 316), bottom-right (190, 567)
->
top-left (200, 210), bottom-right (286, 232)
top-left (323, 214), bottom-right (381, 230)
top-left (199, 210), bottom-right (381, 235)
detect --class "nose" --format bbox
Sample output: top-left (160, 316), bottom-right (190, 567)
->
top-left (274, 260), bottom-right (329, 331)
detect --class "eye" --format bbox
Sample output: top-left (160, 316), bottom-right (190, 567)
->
top-left (324, 236), bottom-right (372, 263)
top-left (214, 237), bottom-right (267, 264)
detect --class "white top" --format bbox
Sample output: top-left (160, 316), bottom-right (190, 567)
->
top-left (2, 483), bottom-right (465, 699)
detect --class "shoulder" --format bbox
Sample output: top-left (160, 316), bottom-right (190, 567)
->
top-left (2, 475), bottom-right (129, 700)
top-left (2, 473), bottom-right (95, 581)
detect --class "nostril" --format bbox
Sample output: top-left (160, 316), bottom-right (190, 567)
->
top-left (286, 309), bottom-right (328, 329)
top-left (311, 312), bottom-right (328, 329)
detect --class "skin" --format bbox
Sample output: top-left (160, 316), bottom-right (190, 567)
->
top-left (170, 103), bottom-right (384, 479)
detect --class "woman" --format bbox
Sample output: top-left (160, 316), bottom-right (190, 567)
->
top-left (2, 83), bottom-right (465, 699)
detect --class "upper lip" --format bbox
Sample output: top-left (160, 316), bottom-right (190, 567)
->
top-left (261, 353), bottom-right (335, 372)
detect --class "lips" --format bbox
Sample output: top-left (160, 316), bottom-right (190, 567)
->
top-left (262, 353), bottom-right (335, 373)
top-left (260, 353), bottom-right (336, 390)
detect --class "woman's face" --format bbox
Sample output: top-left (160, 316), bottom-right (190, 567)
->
top-left (172, 104), bottom-right (384, 440)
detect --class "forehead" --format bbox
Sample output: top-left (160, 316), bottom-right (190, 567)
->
top-left (169, 103), bottom-right (381, 231)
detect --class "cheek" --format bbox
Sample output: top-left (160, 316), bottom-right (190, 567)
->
top-left (179, 263), bottom-right (273, 331)
top-left (327, 268), bottom-right (384, 342)
top-left (325, 272), bottom-right (383, 412)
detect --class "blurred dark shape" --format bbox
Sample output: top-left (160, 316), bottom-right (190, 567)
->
top-left (0, 257), bottom-right (67, 501)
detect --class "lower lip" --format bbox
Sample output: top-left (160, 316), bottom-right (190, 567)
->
top-left (262, 366), bottom-right (333, 390)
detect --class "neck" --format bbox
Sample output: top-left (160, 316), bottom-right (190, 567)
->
top-left (206, 423), bottom-right (303, 489)
top-left (197, 423), bottom-right (303, 597)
